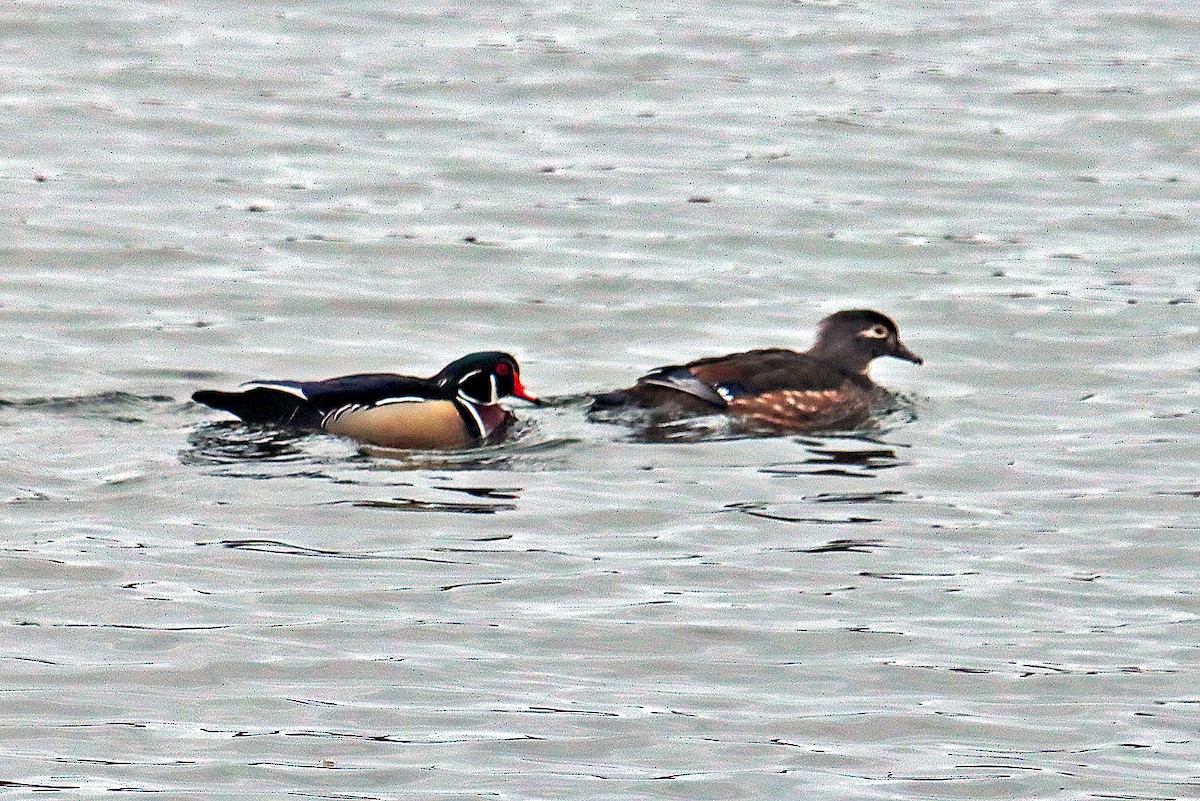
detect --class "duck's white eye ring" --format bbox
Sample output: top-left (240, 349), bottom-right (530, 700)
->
top-left (863, 324), bottom-right (889, 339)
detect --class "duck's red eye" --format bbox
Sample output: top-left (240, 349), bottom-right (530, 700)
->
top-left (495, 362), bottom-right (511, 375)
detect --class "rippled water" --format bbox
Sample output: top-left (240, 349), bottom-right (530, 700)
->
top-left (2, 1), bottom-right (1198, 798)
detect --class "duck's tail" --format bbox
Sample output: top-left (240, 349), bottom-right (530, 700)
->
top-left (191, 387), bottom-right (323, 428)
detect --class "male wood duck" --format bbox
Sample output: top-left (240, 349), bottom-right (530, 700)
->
top-left (192, 351), bottom-right (539, 450)
top-left (589, 309), bottom-right (922, 433)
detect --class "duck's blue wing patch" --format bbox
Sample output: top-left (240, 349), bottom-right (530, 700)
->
top-left (711, 381), bottom-right (754, 402)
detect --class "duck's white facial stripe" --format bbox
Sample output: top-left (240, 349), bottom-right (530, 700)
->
top-left (861, 324), bottom-right (890, 339)
top-left (455, 368), bottom-right (501, 404)
top-left (454, 368), bottom-right (486, 404)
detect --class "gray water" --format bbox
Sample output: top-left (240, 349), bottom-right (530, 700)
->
top-left (2, 1), bottom-right (1198, 798)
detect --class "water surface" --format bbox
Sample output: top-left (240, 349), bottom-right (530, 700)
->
top-left (2, 1), bottom-right (1198, 798)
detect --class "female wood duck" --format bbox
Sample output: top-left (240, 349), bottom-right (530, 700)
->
top-left (192, 351), bottom-right (539, 450)
top-left (589, 309), bottom-right (922, 433)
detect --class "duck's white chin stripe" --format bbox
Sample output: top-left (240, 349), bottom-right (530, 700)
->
top-left (459, 401), bottom-right (487, 439)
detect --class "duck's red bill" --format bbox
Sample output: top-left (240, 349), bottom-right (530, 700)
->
top-left (512, 374), bottom-right (541, 404)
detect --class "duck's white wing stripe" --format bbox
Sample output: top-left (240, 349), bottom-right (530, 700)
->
top-left (639, 373), bottom-right (728, 408)
top-left (241, 381), bottom-right (308, 400)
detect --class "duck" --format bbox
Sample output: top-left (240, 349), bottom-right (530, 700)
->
top-left (191, 351), bottom-right (539, 449)
top-left (589, 309), bottom-right (922, 433)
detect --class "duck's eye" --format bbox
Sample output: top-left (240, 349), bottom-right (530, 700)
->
top-left (494, 362), bottom-right (511, 376)
top-left (862, 324), bottom-right (890, 339)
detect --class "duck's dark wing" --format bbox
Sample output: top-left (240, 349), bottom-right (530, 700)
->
top-left (636, 365), bottom-right (730, 407)
top-left (192, 373), bottom-right (442, 427)
top-left (681, 349), bottom-right (850, 394)
top-left (684, 350), bottom-right (876, 431)
top-left (640, 349), bottom-right (852, 400)
top-left (589, 348), bottom-right (865, 418)
top-left (270, 373), bottom-right (443, 409)
top-left (589, 364), bottom-right (728, 415)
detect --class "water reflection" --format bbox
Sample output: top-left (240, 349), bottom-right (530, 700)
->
top-left (361, 429), bottom-right (544, 470)
top-left (0, 780), bottom-right (79, 791)
top-left (325, 497), bottom-right (517, 514)
top-left (182, 418), bottom-right (535, 512)
top-left (0, 391), bottom-right (176, 423)
top-left (808, 490), bottom-right (906, 503)
top-left (724, 500), bottom-right (881, 525)
top-left (434, 485), bottom-right (522, 499)
top-left (589, 411), bottom-right (743, 443)
top-left (181, 415), bottom-right (570, 474)
top-left (207, 538), bottom-right (462, 562)
top-left (761, 439), bottom-right (910, 478)
top-left (180, 393), bottom-right (915, 474)
top-left (580, 390), bottom-right (921, 444)
top-left (798, 539), bottom-right (887, 553)
top-left (183, 422), bottom-right (316, 465)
